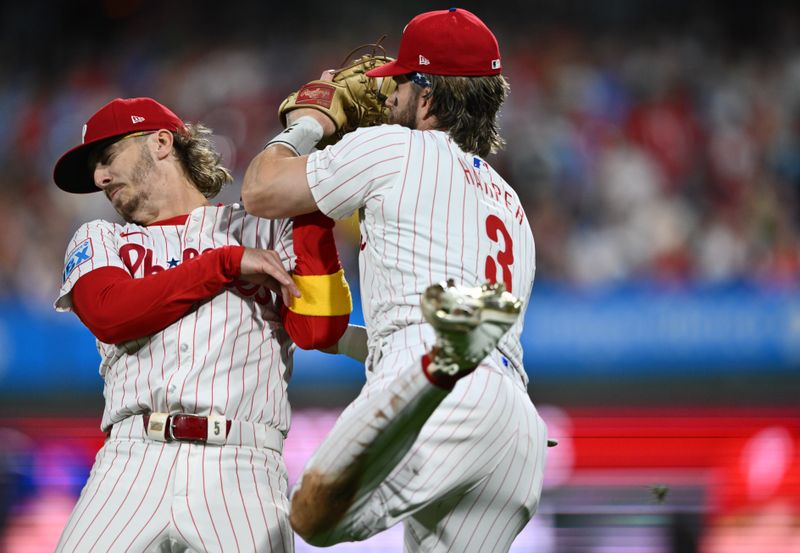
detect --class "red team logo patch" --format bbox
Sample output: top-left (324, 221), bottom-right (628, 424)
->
top-left (119, 243), bottom-right (272, 304)
top-left (295, 83), bottom-right (336, 108)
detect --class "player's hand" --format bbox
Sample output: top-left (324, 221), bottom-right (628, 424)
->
top-left (239, 248), bottom-right (301, 306)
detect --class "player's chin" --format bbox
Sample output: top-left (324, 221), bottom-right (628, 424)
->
top-left (114, 197), bottom-right (141, 224)
top-left (388, 113), bottom-right (415, 130)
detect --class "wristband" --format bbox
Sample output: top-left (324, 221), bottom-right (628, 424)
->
top-left (338, 325), bottom-right (368, 363)
top-left (265, 116), bottom-right (324, 156)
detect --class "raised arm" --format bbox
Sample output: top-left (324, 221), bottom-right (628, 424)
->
top-left (242, 107), bottom-right (335, 219)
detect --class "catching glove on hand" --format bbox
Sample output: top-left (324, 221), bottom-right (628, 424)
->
top-left (279, 40), bottom-right (398, 148)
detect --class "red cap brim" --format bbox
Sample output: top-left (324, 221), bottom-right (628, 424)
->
top-left (365, 60), bottom-right (416, 78)
top-left (53, 138), bottom-right (123, 194)
top-left (53, 97), bottom-right (187, 194)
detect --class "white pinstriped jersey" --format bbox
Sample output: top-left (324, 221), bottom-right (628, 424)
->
top-left (55, 203), bottom-right (296, 434)
top-left (307, 125), bottom-right (535, 384)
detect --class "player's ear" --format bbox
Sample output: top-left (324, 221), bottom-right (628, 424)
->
top-left (418, 91), bottom-right (438, 126)
top-left (153, 129), bottom-right (174, 160)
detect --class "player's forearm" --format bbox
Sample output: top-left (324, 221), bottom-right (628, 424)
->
top-left (72, 246), bottom-right (244, 344)
top-left (241, 147), bottom-right (318, 219)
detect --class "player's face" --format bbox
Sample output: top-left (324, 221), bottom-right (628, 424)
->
top-left (387, 75), bottom-right (425, 129)
top-left (91, 134), bottom-right (156, 223)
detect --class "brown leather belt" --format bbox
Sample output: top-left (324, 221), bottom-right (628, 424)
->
top-left (143, 413), bottom-right (232, 444)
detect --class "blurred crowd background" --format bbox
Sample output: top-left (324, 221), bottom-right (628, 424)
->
top-left (1, 0), bottom-right (799, 551)
top-left (1, 0), bottom-right (800, 302)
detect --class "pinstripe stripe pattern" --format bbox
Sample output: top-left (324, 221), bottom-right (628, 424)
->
top-left (303, 125), bottom-right (545, 551)
top-left (56, 204), bottom-right (294, 434)
top-left (296, 348), bottom-right (546, 552)
top-left (55, 204), bottom-right (296, 551)
top-left (307, 125), bottom-right (534, 384)
top-left (55, 418), bottom-right (292, 552)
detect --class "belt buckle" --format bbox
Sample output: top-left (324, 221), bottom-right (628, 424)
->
top-left (170, 412), bottom-right (202, 443)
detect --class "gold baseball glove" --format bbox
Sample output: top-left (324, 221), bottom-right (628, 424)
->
top-left (279, 38), bottom-right (397, 147)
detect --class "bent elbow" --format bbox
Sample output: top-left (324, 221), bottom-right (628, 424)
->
top-left (77, 311), bottom-right (132, 344)
top-left (241, 161), bottom-right (280, 218)
top-left (288, 314), bottom-right (349, 351)
top-left (241, 182), bottom-right (279, 219)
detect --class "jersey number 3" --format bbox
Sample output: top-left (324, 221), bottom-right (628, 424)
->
top-left (484, 215), bottom-right (514, 293)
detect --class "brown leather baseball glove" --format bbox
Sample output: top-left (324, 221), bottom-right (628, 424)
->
top-left (279, 39), bottom-right (398, 147)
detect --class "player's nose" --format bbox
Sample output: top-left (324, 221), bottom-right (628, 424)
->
top-left (94, 165), bottom-right (113, 188)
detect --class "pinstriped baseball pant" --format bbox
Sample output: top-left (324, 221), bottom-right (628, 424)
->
top-left (55, 417), bottom-right (293, 553)
top-left (296, 348), bottom-right (548, 553)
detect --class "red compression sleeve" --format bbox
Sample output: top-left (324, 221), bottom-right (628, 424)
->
top-left (282, 212), bottom-right (350, 350)
top-left (71, 246), bottom-right (245, 344)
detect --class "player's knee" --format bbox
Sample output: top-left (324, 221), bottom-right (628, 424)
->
top-left (289, 493), bottom-right (318, 542)
top-left (290, 472), bottom-right (354, 546)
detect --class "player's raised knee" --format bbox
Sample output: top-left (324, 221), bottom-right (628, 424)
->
top-left (290, 471), bottom-right (354, 546)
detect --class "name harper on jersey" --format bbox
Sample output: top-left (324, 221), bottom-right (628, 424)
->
top-left (119, 243), bottom-right (272, 305)
top-left (459, 157), bottom-right (526, 225)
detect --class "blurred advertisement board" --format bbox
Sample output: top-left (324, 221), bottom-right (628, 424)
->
top-left (1, 284), bottom-right (799, 393)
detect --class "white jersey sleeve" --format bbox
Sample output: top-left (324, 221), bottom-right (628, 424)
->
top-left (306, 125), bottom-right (410, 220)
top-left (56, 219), bottom-right (125, 312)
top-left (273, 216), bottom-right (295, 274)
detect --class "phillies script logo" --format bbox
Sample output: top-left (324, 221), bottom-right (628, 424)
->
top-left (295, 83), bottom-right (335, 109)
top-left (119, 244), bottom-right (272, 305)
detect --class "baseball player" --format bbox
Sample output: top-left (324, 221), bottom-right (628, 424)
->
top-left (242, 8), bottom-right (548, 553)
top-left (52, 97), bottom-right (351, 552)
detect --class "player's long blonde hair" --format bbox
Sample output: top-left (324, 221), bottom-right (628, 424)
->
top-left (172, 123), bottom-right (232, 198)
top-left (425, 74), bottom-right (509, 158)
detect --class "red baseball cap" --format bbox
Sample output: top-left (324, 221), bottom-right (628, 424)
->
top-left (366, 8), bottom-right (502, 78)
top-left (54, 97), bottom-right (186, 193)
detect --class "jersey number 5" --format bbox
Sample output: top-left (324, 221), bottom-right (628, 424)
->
top-left (484, 215), bottom-right (514, 293)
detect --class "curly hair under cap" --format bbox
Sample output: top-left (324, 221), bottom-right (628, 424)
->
top-left (171, 123), bottom-right (232, 198)
top-left (423, 73), bottom-right (510, 158)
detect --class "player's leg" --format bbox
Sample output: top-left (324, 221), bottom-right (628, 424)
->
top-left (179, 445), bottom-right (293, 553)
top-left (401, 383), bottom-right (547, 553)
top-left (289, 281), bottom-right (523, 546)
top-left (55, 419), bottom-right (176, 553)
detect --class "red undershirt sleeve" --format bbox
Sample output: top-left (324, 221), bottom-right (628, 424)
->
top-left (71, 245), bottom-right (245, 344)
top-left (281, 212), bottom-right (350, 350)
